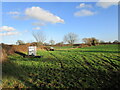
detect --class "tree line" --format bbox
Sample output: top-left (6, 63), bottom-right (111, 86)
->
top-left (16, 31), bottom-right (119, 46)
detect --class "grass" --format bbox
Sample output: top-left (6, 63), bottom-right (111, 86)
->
top-left (2, 44), bottom-right (120, 88)
top-left (77, 44), bottom-right (119, 51)
top-left (53, 46), bottom-right (76, 49)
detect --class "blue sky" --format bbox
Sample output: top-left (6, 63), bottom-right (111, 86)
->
top-left (1, 2), bottom-right (118, 44)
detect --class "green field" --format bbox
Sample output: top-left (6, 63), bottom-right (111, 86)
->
top-left (2, 44), bottom-right (120, 88)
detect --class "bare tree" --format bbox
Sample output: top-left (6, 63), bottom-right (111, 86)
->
top-left (63, 32), bottom-right (79, 44)
top-left (49, 40), bottom-right (55, 45)
top-left (32, 31), bottom-right (46, 46)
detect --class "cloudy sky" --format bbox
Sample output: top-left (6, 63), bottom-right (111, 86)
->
top-left (1, 1), bottom-right (118, 44)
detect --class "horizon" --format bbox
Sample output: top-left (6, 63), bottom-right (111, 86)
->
top-left (0, 2), bottom-right (118, 44)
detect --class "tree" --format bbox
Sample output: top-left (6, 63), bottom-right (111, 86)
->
top-left (100, 40), bottom-right (105, 44)
top-left (82, 38), bottom-right (91, 45)
top-left (113, 40), bottom-right (119, 44)
top-left (32, 31), bottom-right (46, 46)
top-left (44, 43), bottom-right (49, 46)
top-left (108, 41), bottom-right (111, 44)
top-left (91, 37), bottom-right (99, 46)
top-left (63, 32), bottom-right (79, 44)
top-left (56, 42), bottom-right (64, 46)
top-left (82, 37), bottom-right (99, 46)
top-left (16, 40), bottom-right (25, 45)
top-left (49, 40), bottom-right (55, 45)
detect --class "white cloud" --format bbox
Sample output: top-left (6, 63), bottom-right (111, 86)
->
top-left (33, 27), bottom-right (41, 30)
top-left (13, 15), bottom-right (30, 20)
top-left (0, 26), bottom-right (16, 32)
top-left (0, 26), bottom-right (20, 36)
top-left (25, 7), bottom-right (64, 24)
top-left (8, 11), bottom-right (20, 15)
top-left (76, 3), bottom-right (93, 8)
top-left (74, 9), bottom-right (96, 17)
top-left (0, 32), bottom-right (20, 36)
top-left (96, 0), bottom-right (118, 8)
top-left (32, 22), bottom-right (45, 26)
top-left (24, 30), bottom-right (29, 32)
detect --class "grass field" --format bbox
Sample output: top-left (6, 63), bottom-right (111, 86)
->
top-left (2, 44), bottom-right (120, 88)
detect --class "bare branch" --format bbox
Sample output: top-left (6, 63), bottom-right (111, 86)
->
top-left (32, 31), bottom-right (46, 45)
top-left (63, 32), bottom-right (79, 44)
